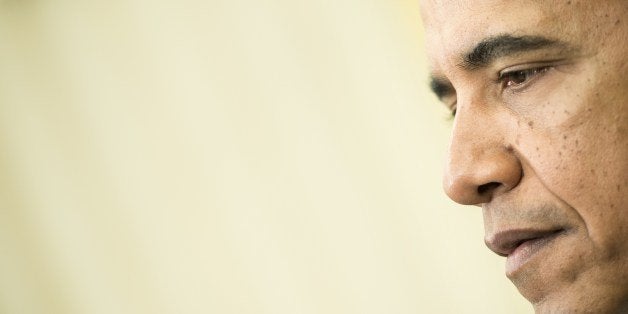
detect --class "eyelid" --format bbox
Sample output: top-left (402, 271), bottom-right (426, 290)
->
top-left (449, 101), bottom-right (457, 118)
top-left (497, 59), bottom-right (564, 77)
top-left (497, 64), bottom-right (554, 92)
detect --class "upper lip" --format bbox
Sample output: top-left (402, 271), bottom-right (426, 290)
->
top-left (485, 228), bottom-right (564, 257)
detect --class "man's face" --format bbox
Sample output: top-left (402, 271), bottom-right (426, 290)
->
top-left (420, 0), bottom-right (628, 312)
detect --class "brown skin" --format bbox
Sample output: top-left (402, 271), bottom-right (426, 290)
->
top-left (420, 0), bottom-right (628, 312)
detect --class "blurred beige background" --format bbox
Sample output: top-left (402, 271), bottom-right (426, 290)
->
top-left (0, 0), bottom-right (531, 313)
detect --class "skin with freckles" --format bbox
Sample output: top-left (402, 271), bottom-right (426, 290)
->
top-left (419, 0), bottom-right (628, 312)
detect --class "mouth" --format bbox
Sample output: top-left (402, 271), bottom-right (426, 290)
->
top-left (485, 228), bottom-right (566, 276)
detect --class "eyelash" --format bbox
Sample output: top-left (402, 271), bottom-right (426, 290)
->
top-left (448, 65), bottom-right (552, 119)
top-left (447, 101), bottom-right (457, 119)
top-left (498, 66), bottom-right (552, 90)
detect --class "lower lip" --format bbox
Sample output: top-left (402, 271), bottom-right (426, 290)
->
top-left (505, 232), bottom-right (562, 276)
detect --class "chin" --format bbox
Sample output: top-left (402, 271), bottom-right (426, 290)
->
top-left (516, 271), bottom-right (628, 313)
top-left (533, 295), bottom-right (628, 314)
top-left (505, 229), bottom-right (628, 313)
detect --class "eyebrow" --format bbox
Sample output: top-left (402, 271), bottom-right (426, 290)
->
top-left (461, 34), bottom-right (572, 70)
top-left (428, 34), bottom-right (575, 99)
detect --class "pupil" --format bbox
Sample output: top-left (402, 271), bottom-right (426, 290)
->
top-left (512, 71), bottom-right (528, 84)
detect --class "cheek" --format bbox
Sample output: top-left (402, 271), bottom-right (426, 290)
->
top-left (515, 127), bottom-right (585, 201)
top-left (512, 68), bottom-right (614, 210)
top-left (516, 105), bottom-right (628, 250)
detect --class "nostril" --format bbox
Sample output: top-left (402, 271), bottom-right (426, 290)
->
top-left (477, 182), bottom-right (501, 195)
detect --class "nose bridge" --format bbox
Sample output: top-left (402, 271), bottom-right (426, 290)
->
top-left (443, 104), bottom-right (522, 205)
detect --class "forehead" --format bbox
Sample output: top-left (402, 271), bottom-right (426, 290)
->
top-left (420, 0), bottom-right (591, 73)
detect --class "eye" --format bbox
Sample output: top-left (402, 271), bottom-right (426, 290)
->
top-left (448, 101), bottom-right (457, 118)
top-left (499, 66), bottom-right (551, 90)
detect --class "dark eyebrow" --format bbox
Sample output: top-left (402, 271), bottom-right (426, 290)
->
top-left (461, 34), bottom-right (573, 70)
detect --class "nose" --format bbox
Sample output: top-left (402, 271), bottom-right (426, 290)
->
top-left (443, 111), bottom-right (523, 205)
